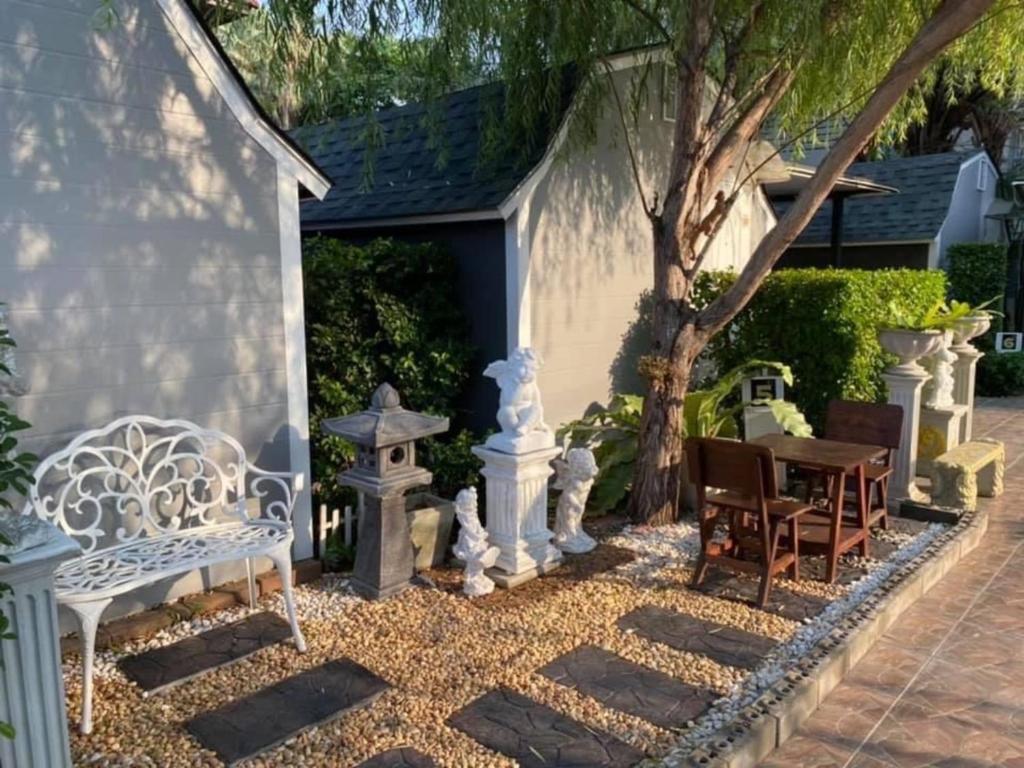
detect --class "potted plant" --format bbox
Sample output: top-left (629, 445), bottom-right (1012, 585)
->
top-left (878, 302), bottom-right (948, 375)
top-left (949, 297), bottom-right (1001, 350)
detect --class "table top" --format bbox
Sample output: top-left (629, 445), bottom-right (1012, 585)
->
top-left (749, 434), bottom-right (887, 473)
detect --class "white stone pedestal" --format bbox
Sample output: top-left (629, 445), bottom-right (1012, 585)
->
top-left (952, 344), bottom-right (983, 442)
top-left (882, 368), bottom-right (931, 503)
top-left (472, 444), bottom-right (562, 587)
top-left (917, 405), bottom-right (967, 477)
top-left (0, 526), bottom-right (79, 768)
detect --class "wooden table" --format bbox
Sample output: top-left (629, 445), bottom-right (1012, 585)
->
top-left (749, 434), bottom-right (887, 583)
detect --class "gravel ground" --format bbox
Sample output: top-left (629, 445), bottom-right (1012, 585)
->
top-left (66, 517), bottom-right (941, 768)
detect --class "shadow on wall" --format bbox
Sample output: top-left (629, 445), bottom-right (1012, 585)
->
top-left (609, 290), bottom-right (653, 397)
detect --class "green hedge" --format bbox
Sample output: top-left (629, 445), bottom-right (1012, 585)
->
top-left (694, 268), bottom-right (947, 430)
top-left (946, 243), bottom-right (1007, 319)
top-left (304, 237), bottom-right (476, 504)
top-left (977, 352), bottom-right (1024, 396)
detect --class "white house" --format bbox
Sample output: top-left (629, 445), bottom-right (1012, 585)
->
top-left (1, 0), bottom-right (330, 622)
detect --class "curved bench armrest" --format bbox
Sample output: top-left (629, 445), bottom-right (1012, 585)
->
top-left (247, 466), bottom-right (298, 524)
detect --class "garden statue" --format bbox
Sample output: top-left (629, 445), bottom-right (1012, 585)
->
top-left (452, 487), bottom-right (499, 597)
top-left (552, 448), bottom-right (599, 554)
top-left (923, 330), bottom-right (957, 409)
top-left (483, 347), bottom-right (555, 454)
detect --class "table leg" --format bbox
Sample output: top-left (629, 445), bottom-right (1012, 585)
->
top-left (856, 464), bottom-right (869, 558)
top-left (826, 470), bottom-right (845, 584)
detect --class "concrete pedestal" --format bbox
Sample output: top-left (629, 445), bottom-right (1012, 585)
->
top-left (952, 344), bottom-right (983, 442)
top-left (350, 492), bottom-right (418, 600)
top-left (0, 527), bottom-right (79, 768)
top-left (472, 445), bottom-right (562, 586)
top-left (917, 405), bottom-right (967, 477)
top-left (882, 368), bottom-right (930, 503)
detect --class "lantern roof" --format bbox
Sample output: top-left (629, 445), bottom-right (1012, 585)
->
top-left (321, 383), bottom-right (449, 448)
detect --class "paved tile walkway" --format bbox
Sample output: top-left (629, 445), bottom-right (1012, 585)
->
top-left (760, 397), bottom-right (1024, 768)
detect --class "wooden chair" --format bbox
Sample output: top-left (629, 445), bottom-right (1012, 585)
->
top-left (687, 437), bottom-right (815, 608)
top-left (818, 400), bottom-right (903, 530)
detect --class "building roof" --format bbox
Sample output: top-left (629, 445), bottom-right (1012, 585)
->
top-left (774, 151), bottom-right (986, 245)
top-left (292, 79), bottom-right (573, 227)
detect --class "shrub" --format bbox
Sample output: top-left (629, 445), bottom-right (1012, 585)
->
top-left (946, 243), bottom-right (1007, 329)
top-left (977, 351), bottom-right (1024, 396)
top-left (694, 268), bottom-right (947, 431)
top-left (303, 238), bottom-right (476, 505)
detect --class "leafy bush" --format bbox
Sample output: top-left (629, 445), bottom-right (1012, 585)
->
top-left (977, 351), bottom-right (1024, 396)
top-left (947, 243), bottom-right (1007, 330)
top-left (694, 268), bottom-right (947, 431)
top-left (419, 429), bottom-right (485, 501)
top-left (304, 238), bottom-right (476, 504)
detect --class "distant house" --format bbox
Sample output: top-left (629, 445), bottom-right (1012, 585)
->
top-left (2, 0), bottom-right (330, 620)
top-left (295, 55), bottom-right (780, 429)
top-left (769, 150), bottom-right (1002, 270)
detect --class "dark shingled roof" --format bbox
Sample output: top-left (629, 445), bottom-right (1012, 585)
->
top-left (292, 80), bottom-right (573, 226)
top-left (777, 151), bottom-right (984, 245)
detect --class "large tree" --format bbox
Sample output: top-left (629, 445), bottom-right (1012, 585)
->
top-left (244, 0), bottom-right (1021, 524)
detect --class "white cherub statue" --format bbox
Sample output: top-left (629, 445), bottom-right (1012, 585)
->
top-left (483, 347), bottom-right (554, 454)
top-left (452, 487), bottom-right (500, 597)
top-left (552, 448), bottom-right (599, 554)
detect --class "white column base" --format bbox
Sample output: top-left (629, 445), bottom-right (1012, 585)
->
top-left (472, 444), bottom-right (562, 581)
top-left (882, 368), bottom-right (930, 503)
top-left (0, 527), bottom-right (79, 768)
top-left (952, 344), bottom-right (983, 443)
top-left (917, 404), bottom-right (967, 477)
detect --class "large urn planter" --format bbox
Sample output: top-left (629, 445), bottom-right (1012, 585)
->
top-left (878, 328), bottom-right (944, 375)
top-left (952, 314), bottom-right (992, 349)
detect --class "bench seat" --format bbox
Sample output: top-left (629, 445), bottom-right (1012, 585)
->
top-left (930, 438), bottom-right (1004, 511)
top-left (54, 521), bottom-right (291, 603)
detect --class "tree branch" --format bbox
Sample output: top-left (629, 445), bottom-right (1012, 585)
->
top-left (618, 0), bottom-right (673, 45)
top-left (601, 60), bottom-right (657, 219)
top-left (698, 0), bottom-right (997, 337)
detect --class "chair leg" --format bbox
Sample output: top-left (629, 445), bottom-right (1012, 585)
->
top-left (691, 511), bottom-right (712, 587)
top-left (876, 478), bottom-right (890, 530)
top-left (245, 557), bottom-right (258, 610)
top-left (757, 521), bottom-right (781, 609)
top-left (788, 518), bottom-right (800, 580)
top-left (268, 544), bottom-right (306, 653)
top-left (66, 598), bottom-right (112, 735)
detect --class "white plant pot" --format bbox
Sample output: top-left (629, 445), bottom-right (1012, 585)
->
top-left (878, 328), bottom-right (944, 376)
top-left (952, 314), bottom-right (992, 348)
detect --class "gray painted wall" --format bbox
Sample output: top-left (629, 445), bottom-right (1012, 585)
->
top-left (938, 155), bottom-right (1002, 266)
top-left (1, 0), bottom-right (292, 624)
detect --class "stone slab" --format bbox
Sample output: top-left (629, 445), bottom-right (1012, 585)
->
top-left (538, 645), bottom-right (715, 729)
top-left (447, 687), bottom-right (644, 768)
top-left (486, 560), bottom-right (561, 589)
top-left (356, 747), bottom-right (436, 768)
top-left (119, 612), bottom-right (292, 693)
top-left (618, 605), bottom-right (777, 671)
top-left (186, 659), bottom-right (388, 766)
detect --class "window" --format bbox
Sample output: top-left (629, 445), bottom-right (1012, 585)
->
top-left (662, 63), bottom-right (677, 122)
top-left (977, 161), bottom-right (988, 191)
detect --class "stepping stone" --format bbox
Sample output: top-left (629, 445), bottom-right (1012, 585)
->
top-left (691, 569), bottom-right (830, 621)
top-left (118, 612), bottom-right (293, 693)
top-left (186, 659), bottom-right (388, 765)
top-left (356, 747), bottom-right (436, 767)
top-left (537, 645), bottom-right (715, 729)
top-left (448, 687), bottom-right (643, 768)
top-left (618, 605), bottom-right (777, 670)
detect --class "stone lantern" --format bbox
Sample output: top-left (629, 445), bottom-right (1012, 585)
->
top-left (322, 383), bottom-right (448, 599)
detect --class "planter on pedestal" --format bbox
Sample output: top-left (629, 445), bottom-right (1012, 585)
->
top-left (918, 329), bottom-right (968, 476)
top-left (878, 328), bottom-right (943, 502)
top-left (951, 314), bottom-right (992, 442)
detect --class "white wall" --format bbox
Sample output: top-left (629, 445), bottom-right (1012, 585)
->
top-left (936, 154), bottom-right (1002, 267)
top-left (524, 68), bottom-right (776, 427)
top-left (1, 0), bottom-right (297, 623)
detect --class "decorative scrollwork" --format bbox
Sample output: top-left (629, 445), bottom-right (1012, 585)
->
top-left (248, 467), bottom-right (297, 523)
top-left (23, 415), bottom-right (254, 554)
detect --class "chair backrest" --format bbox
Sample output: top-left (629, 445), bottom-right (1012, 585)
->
top-left (686, 437), bottom-right (778, 505)
top-left (24, 415), bottom-right (248, 555)
top-left (824, 400), bottom-right (903, 451)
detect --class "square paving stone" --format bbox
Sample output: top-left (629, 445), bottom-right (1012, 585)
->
top-left (537, 645), bottom-right (715, 729)
top-left (447, 687), bottom-right (645, 768)
top-left (186, 659), bottom-right (389, 765)
top-left (356, 747), bottom-right (436, 767)
top-left (692, 569), bottom-right (831, 621)
top-left (119, 611), bottom-right (293, 693)
top-left (618, 605), bottom-right (778, 670)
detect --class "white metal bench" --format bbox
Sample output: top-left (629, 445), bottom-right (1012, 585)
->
top-left (22, 415), bottom-right (307, 734)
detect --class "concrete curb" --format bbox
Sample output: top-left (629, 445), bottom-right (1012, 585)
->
top-left (679, 510), bottom-right (988, 768)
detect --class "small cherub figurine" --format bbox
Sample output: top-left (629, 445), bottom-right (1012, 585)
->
top-left (483, 348), bottom-right (554, 454)
top-left (452, 487), bottom-right (500, 597)
top-left (552, 448), bottom-right (599, 554)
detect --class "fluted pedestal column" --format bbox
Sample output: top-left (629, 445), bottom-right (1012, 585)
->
top-left (952, 344), bottom-right (983, 442)
top-left (917, 404), bottom-right (967, 477)
top-left (883, 368), bottom-right (931, 502)
top-left (473, 445), bottom-right (562, 588)
top-left (0, 527), bottom-right (79, 768)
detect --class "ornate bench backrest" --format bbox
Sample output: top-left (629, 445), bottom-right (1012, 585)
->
top-left (24, 415), bottom-right (248, 555)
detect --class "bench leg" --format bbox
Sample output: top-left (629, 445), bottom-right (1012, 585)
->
top-left (245, 557), bottom-right (257, 610)
top-left (67, 598), bottom-right (112, 735)
top-left (269, 545), bottom-right (306, 653)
